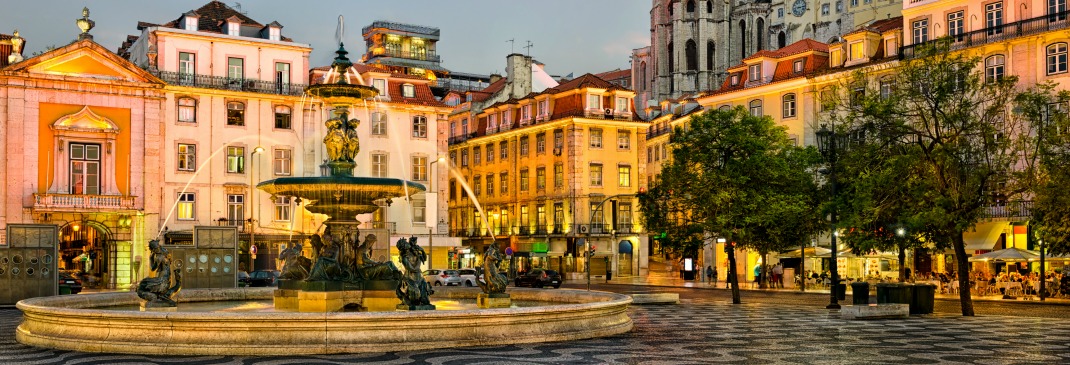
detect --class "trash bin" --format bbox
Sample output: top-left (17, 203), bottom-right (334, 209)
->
top-left (851, 282), bottom-right (870, 305)
top-left (875, 283), bottom-right (894, 304)
top-left (884, 283), bottom-right (913, 306)
top-left (910, 284), bottom-right (936, 314)
top-left (59, 285), bottom-right (72, 295)
top-left (834, 283), bottom-right (847, 301)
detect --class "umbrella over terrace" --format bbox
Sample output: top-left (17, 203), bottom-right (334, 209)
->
top-left (968, 247), bottom-right (1040, 262)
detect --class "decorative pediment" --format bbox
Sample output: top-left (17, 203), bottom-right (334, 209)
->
top-left (5, 39), bottom-right (161, 84)
top-left (51, 106), bottom-right (120, 134)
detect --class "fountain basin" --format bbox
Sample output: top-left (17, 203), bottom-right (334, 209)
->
top-left (257, 176), bottom-right (425, 217)
top-left (16, 287), bottom-right (632, 355)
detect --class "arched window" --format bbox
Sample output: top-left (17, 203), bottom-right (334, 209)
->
top-left (685, 39), bottom-right (698, 71)
top-left (668, 42), bottom-right (674, 73)
top-left (782, 93), bottom-right (797, 118)
top-left (226, 101), bottom-right (245, 126)
top-left (687, 0), bottom-right (695, 12)
top-left (778, 31), bottom-right (787, 49)
top-left (707, 41), bottom-right (715, 70)
top-left (984, 55), bottom-right (1005, 83)
top-left (707, 0), bottom-right (713, 13)
top-left (1047, 43), bottom-right (1068, 75)
top-left (739, 20), bottom-right (747, 59)
top-left (639, 61), bottom-right (647, 91)
top-left (177, 97), bottom-right (196, 123)
top-left (756, 18), bottom-right (765, 52)
top-left (748, 99), bottom-right (763, 117)
top-left (274, 105), bottom-right (292, 129)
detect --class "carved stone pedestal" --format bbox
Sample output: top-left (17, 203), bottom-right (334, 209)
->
top-left (477, 293), bottom-right (511, 308)
top-left (396, 304), bottom-right (436, 311)
top-left (274, 280), bottom-right (401, 312)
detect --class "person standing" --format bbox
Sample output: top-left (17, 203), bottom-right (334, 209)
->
top-left (705, 265), bottom-right (714, 285)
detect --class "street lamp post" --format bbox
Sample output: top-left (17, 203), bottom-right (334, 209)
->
top-left (428, 156), bottom-right (446, 270)
top-left (816, 124), bottom-right (841, 310)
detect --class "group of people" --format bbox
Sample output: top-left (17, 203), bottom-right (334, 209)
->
top-left (971, 268), bottom-right (1070, 297)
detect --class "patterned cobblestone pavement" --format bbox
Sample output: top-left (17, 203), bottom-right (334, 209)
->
top-left (1, 286), bottom-right (1067, 364)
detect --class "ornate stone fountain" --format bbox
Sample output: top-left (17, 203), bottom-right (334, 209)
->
top-left (257, 43), bottom-right (430, 312)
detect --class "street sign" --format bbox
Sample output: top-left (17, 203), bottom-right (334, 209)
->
top-left (505, 247), bottom-right (513, 256)
top-left (250, 245), bottom-right (258, 255)
top-left (437, 222), bottom-right (448, 235)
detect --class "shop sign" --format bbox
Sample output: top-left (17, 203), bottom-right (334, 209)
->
top-left (532, 242), bottom-right (549, 253)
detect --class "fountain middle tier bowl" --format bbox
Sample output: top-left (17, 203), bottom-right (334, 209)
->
top-left (305, 83), bottom-right (381, 105)
top-left (257, 176), bottom-right (425, 218)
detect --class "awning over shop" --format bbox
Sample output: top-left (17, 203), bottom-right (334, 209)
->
top-left (618, 240), bottom-right (632, 254)
top-left (963, 221), bottom-right (1009, 251)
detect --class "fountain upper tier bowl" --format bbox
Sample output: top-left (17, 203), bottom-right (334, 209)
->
top-left (257, 176), bottom-right (424, 218)
top-left (305, 83), bottom-right (380, 106)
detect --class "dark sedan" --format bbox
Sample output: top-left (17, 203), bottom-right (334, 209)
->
top-left (58, 272), bottom-right (83, 294)
top-left (247, 270), bottom-right (280, 287)
top-left (514, 269), bottom-right (562, 288)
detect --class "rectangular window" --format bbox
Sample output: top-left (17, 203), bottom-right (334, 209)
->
top-left (486, 144), bottom-right (495, 163)
top-left (178, 52), bottom-right (195, 85)
top-left (412, 115), bottom-right (427, 138)
top-left (486, 174), bottom-right (495, 196)
top-left (274, 196), bottom-right (291, 222)
top-left (554, 130), bottom-right (564, 150)
top-left (536, 133), bottom-right (546, 154)
top-left (474, 176), bottom-right (481, 196)
top-left (275, 62), bottom-right (291, 94)
top-left (412, 198), bottom-right (426, 223)
top-left (501, 110), bottom-right (511, 125)
top-left (590, 202), bottom-right (604, 230)
top-left (500, 141), bottom-right (508, 160)
top-left (1050, 0), bottom-right (1068, 21)
top-left (520, 136), bottom-right (530, 156)
top-left (617, 130), bottom-right (631, 149)
top-left (748, 64), bottom-right (761, 81)
top-left (412, 156), bottom-right (427, 181)
top-left (227, 194), bottom-right (243, 225)
top-left (590, 164), bottom-right (603, 186)
top-left (461, 149), bottom-right (469, 166)
top-left (590, 129), bottom-right (603, 148)
top-left (618, 203), bottom-right (633, 230)
top-left (616, 97), bottom-right (628, 112)
top-left (274, 149), bottom-right (292, 176)
top-left (228, 22), bottom-right (239, 36)
top-left (536, 205), bottom-right (546, 231)
top-left (986, 2), bottom-right (1004, 35)
top-left (520, 206), bottom-right (529, 231)
top-left (554, 163), bottom-right (563, 188)
top-left (520, 169), bottom-right (530, 191)
top-left (500, 172), bottom-right (509, 193)
top-left (880, 80), bottom-right (895, 99)
top-left (226, 146), bottom-right (245, 173)
top-left (371, 153), bottom-right (388, 177)
top-left (912, 19), bottom-right (928, 44)
top-left (849, 42), bottom-right (864, 60)
top-left (177, 192), bottom-right (195, 220)
top-left (177, 143), bottom-right (196, 171)
top-left (371, 112), bottom-right (387, 135)
top-left (461, 118), bottom-right (469, 135)
top-left (373, 79), bottom-right (387, 96)
top-left (178, 98), bottom-right (196, 123)
top-left (554, 203), bottom-right (564, 232)
top-left (69, 143), bottom-right (100, 195)
top-left (618, 165), bottom-right (631, 187)
top-left (588, 94), bottom-right (601, 109)
top-left (947, 11), bottom-right (964, 39)
top-left (474, 146), bottom-right (482, 165)
top-left (537, 99), bottom-right (548, 117)
top-left (793, 59), bottom-right (804, 73)
top-left (227, 57), bottom-right (244, 83)
top-left (226, 101), bottom-right (245, 126)
top-left (522, 105), bottom-right (531, 121)
top-left (536, 167), bottom-right (546, 190)
top-left (269, 27), bottom-right (281, 41)
top-left (274, 105), bottom-right (291, 129)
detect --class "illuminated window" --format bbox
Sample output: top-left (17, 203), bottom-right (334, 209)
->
top-left (590, 164), bottom-right (603, 186)
top-left (226, 146), bottom-right (245, 173)
top-left (412, 156), bottom-right (427, 181)
top-left (372, 112), bottom-right (387, 135)
top-left (402, 83), bottom-right (415, 98)
top-left (590, 129), bottom-right (603, 148)
top-left (618, 165), bottom-right (631, 187)
top-left (177, 143), bottom-right (196, 171)
top-left (226, 101), bottom-right (244, 126)
top-left (371, 153), bottom-right (388, 177)
top-left (177, 193), bottom-right (195, 220)
top-left (274, 196), bottom-right (291, 221)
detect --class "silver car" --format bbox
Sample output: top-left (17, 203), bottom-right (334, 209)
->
top-left (456, 268), bottom-right (479, 287)
top-left (423, 269), bottom-right (447, 286)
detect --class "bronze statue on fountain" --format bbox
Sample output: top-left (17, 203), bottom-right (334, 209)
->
top-left (477, 242), bottom-right (512, 308)
top-left (136, 239), bottom-right (183, 309)
top-left (396, 236), bottom-right (435, 310)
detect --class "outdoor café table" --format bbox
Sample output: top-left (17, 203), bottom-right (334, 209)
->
top-left (996, 281), bottom-right (1023, 295)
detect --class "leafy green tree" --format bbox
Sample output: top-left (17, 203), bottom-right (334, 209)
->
top-left (1016, 84), bottom-right (1070, 257)
top-left (821, 41), bottom-right (1023, 316)
top-left (640, 107), bottom-right (822, 301)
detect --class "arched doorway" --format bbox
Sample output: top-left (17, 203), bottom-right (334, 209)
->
top-left (59, 221), bottom-right (109, 288)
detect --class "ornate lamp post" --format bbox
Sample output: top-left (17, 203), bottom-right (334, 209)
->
top-left (816, 124), bottom-right (842, 310)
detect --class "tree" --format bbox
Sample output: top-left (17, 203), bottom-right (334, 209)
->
top-left (639, 107), bottom-right (822, 302)
top-left (821, 41), bottom-right (1023, 316)
top-left (1016, 84), bottom-right (1070, 257)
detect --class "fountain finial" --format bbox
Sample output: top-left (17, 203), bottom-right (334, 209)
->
top-left (332, 42), bottom-right (353, 84)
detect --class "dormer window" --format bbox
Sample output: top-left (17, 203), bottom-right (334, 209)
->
top-left (748, 64), bottom-right (761, 81)
top-left (502, 110), bottom-right (511, 125)
top-left (228, 21), bottom-right (240, 36)
top-left (522, 105), bottom-right (531, 120)
top-left (793, 59), bottom-right (805, 73)
top-left (616, 97), bottom-right (629, 112)
top-left (184, 16), bottom-right (198, 31)
top-left (269, 27), bottom-right (280, 41)
top-left (885, 38), bottom-right (898, 56)
top-left (401, 83), bottom-right (415, 98)
top-left (849, 41), bottom-right (865, 61)
top-left (488, 114), bottom-right (497, 129)
top-left (730, 74), bottom-right (740, 85)
top-left (373, 79), bottom-right (387, 96)
top-left (588, 94), bottom-right (601, 109)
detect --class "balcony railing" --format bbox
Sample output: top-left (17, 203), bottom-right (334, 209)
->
top-left (367, 49), bottom-right (442, 63)
top-left (153, 70), bottom-right (307, 96)
top-left (33, 194), bottom-right (136, 210)
top-left (647, 125), bottom-right (672, 139)
top-left (584, 108), bottom-right (632, 120)
top-left (902, 11), bottom-right (1070, 59)
top-left (362, 21), bottom-right (441, 37)
top-left (981, 201), bottom-right (1033, 219)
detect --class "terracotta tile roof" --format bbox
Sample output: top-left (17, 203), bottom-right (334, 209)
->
top-left (709, 39), bottom-right (829, 96)
top-left (142, 1), bottom-right (293, 42)
top-left (865, 16), bottom-right (903, 33)
top-left (385, 78), bottom-right (447, 108)
top-left (543, 73), bottom-right (624, 94)
top-left (596, 68), bottom-right (630, 81)
top-left (479, 77), bottom-right (507, 95)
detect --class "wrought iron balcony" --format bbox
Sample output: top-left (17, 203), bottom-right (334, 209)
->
top-left (647, 125), bottom-right (672, 139)
top-left (367, 49), bottom-right (442, 63)
top-left (981, 201), bottom-right (1033, 219)
top-left (33, 194), bottom-right (136, 211)
top-left (902, 11), bottom-right (1070, 59)
top-left (153, 70), bottom-right (307, 96)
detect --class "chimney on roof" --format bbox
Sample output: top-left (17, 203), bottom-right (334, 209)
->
top-left (489, 73), bottom-right (502, 84)
top-left (506, 53), bottom-right (532, 99)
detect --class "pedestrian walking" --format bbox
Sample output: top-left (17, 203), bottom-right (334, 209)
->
top-left (705, 265), bottom-right (714, 285)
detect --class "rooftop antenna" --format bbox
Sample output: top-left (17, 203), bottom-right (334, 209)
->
top-left (506, 38), bottom-right (515, 53)
top-left (233, 2), bottom-right (245, 15)
top-left (523, 40), bottom-right (533, 56)
top-left (335, 15), bottom-right (344, 45)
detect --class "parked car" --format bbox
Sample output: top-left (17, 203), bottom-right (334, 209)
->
top-left (439, 269), bottom-right (465, 286)
top-left (58, 272), bottom-right (83, 294)
top-left (456, 268), bottom-right (480, 287)
top-left (423, 269), bottom-right (446, 286)
top-left (514, 269), bottom-right (562, 288)
top-left (247, 270), bottom-right (280, 287)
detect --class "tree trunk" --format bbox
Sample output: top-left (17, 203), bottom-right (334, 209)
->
top-left (727, 244), bottom-right (741, 304)
top-left (759, 251), bottom-right (769, 289)
top-left (952, 233), bottom-right (975, 316)
top-left (898, 246), bottom-right (907, 283)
